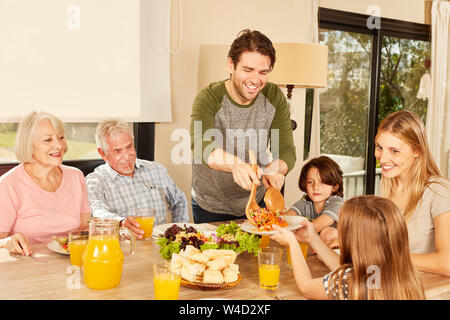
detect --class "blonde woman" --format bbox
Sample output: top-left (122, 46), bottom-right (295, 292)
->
top-left (375, 110), bottom-right (450, 276)
top-left (271, 195), bottom-right (425, 300)
top-left (0, 111), bottom-right (91, 256)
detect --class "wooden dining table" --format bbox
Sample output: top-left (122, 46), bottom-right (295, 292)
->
top-left (0, 220), bottom-right (449, 300)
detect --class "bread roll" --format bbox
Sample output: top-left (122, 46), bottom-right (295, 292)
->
top-left (190, 252), bottom-right (208, 264)
top-left (228, 263), bottom-right (239, 274)
top-left (203, 270), bottom-right (224, 284)
top-left (223, 267), bottom-right (238, 283)
top-left (181, 265), bottom-right (197, 282)
top-left (206, 258), bottom-right (227, 271)
top-left (180, 245), bottom-right (201, 258)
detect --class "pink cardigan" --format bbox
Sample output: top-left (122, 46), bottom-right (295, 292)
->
top-left (0, 163), bottom-right (90, 243)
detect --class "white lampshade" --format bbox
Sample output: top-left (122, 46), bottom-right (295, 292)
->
top-left (270, 43), bottom-right (328, 88)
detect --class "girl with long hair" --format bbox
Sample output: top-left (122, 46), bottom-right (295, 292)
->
top-left (271, 195), bottom-right (425, 300)
top-left (375, 110), bottom-right (450, 276)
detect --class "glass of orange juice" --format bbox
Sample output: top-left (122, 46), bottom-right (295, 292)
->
top-left (286, 242), bottom-right (308, 269)
top-left (68, 230), bottom-right (89, 267)
top-left (260, 235), bottom-right (270, 248)
top-left (133, 208), bottom-right (156, 240)
top-left (258, 247), bottom-right (283, 290)
top-left (153, 261), bottom-right (181, 300)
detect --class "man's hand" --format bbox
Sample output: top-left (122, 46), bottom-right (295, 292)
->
top-left (6, 233), bottom-right (32, 256)
top-left (231, 163), bottom-right (263, 191)
top-left (262, 172), bottom-right (285, 190)
top-left (261, 159), bottom-right (288, 190)
top-left (121, 217), bottom-right (145, 240)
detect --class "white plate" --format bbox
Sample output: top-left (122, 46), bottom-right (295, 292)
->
top-left (47, 239), bottom-right (70, 255)
top-left (240, 215), bottom-right (307, 236)
top-left (152, 223), bottom-right (215, 238)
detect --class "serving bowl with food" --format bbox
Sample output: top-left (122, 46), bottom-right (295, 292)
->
top-left (156, 222), bottom-right (261, 260)
top-left (170, 245), bottom-right (241, 290)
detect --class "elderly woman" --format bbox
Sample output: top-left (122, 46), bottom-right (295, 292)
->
top-left (375, 110), bottom-right (450, 276)
top-left (0, 111), bottom-right (91, 256)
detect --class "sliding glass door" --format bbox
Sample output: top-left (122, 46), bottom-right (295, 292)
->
top-left (315, 8), bottom-right (430, 199)
top-left (318, 29), bottom-right (372, 199)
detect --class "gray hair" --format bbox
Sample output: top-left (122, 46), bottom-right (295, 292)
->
top-left (95, 118), bottom-right (134, 154)
top-left (15, 111), bottom-right (66, 163)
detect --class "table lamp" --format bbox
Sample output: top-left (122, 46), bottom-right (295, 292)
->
top-left (270, 43), bottom-right (328, 130)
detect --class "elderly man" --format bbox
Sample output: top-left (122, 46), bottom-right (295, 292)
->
top-left (86, 118), bottom-right (188, 238)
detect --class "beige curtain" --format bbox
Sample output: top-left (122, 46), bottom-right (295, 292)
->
top-left (427, 0), bottom-right (450, 177)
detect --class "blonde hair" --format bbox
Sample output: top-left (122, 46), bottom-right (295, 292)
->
top-left (15, 111), bottom-right (66, 163)
top-left (376, 110), bottom-right (443, 221)
top-left (95, 118), bottom-right (133, 154)
top-left (328, 195), bottom-right (425, 300)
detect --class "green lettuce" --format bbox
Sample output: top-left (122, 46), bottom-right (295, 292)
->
top-left (199, 242), bottom-right (220, 251)
top-left (215, 222), bottom-right (261, 256)
top-left (235, 229), bottom-right (260, 256)
top-left (216, 221), bottom-right (240, 237)
top-left (157, 237), bottom-right (181, 260)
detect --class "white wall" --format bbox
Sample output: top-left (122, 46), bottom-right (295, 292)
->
top-left (320, 0), bottom-right (425, 23)
top-left (0, 0), bottom-right (171, 122)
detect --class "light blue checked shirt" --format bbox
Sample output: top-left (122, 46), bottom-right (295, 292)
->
top-left (85, 159), bottom-right (189, 225)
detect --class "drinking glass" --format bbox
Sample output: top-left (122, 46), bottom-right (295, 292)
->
top-left (286, 242), bottom-right (308, 269)
top-left (260, 235), bottom-right (270, 248)
top-left (153, 261), bottom-right (181, 300)
top-left (133, 208), bottom-right (156, 240)
top-left (68, 230), bottom-right (89, 267)
top-left (258, 247), bottom-right (283, 290)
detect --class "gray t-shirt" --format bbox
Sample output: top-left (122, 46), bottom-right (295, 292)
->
top-left (289, 195), bottom-right (344, 227)
top-left (190, 81), bottom-right (295, 216)
top-left (407, 177), bottom-right (450, 254)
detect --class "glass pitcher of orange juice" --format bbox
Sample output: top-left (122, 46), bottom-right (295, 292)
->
top-left (82, 218), bottom-right (136, 290)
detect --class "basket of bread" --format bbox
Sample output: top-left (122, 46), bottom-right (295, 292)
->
top-left (156, 222), bottom-right (261, 261)
top-left (170, 245), bottom-right (241, 290)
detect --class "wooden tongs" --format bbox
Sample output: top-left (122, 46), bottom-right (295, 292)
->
top-left (245, 150), bottom-right (286, 226)
top-left (245, 150), bottom-right (260, 226)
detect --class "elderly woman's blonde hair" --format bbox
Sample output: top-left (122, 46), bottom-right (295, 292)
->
top-left (95, 118), bottom-right (134, 154)
top-left (15, 111), bottom-right (66, 163)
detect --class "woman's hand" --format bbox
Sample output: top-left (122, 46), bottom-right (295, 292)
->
top-left (271, 225), bottom-right (298, 247)
top-left (6, 233), bottom-right (32, 256)
top-left (293, 219), bottom-right (320, 245)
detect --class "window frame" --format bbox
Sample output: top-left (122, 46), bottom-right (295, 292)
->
top-left (317, 7), bottom-right (430, 195)
top-left (0, 122), bottom-right (155, 177)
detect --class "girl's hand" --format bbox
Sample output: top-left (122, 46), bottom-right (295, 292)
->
top-left (6, 233), bottom-right (32, 256)
top-left (271, 225), bottom-right (297, 247)
top-left (293, 219), bottom-right (320, 245)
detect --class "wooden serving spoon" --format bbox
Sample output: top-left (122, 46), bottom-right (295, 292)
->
top-left (245, 150), bottom-right (260, 226)
top-left (264, 186), bottom-right (285, 214)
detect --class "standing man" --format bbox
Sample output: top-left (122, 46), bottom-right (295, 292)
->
top-left (86, 118), bottom-right (189, 239)
top-left (190, 29), bottom-right (296, 223)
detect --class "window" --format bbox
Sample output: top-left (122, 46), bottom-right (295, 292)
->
top-left (318, 29), bottom-right (372, 199)
top-left (0, 123), bottom-right (101, 164)
top-left (313, 8), bottom-right (431, 199)
top-left (378, 36), bottom-right (430, 124)
top-left (0, 122), bottom-right (155, 176)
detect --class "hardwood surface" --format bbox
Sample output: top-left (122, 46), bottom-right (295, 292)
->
top-left (0, 221), bottom-right (449, 300)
